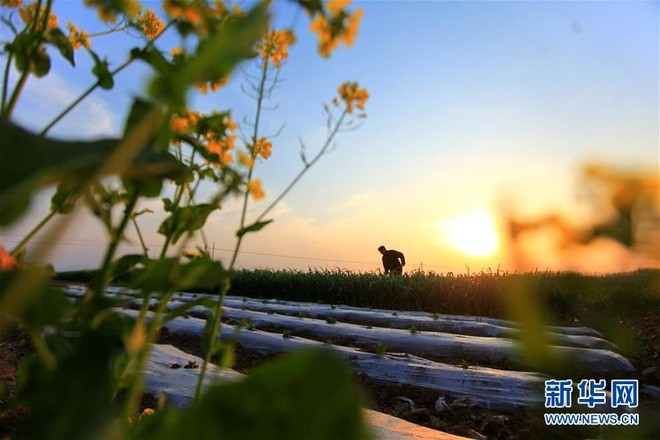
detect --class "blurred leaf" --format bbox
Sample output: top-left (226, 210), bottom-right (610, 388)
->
top-left (158, 204), bottom-right (216, 244)
top-left (236, 219), bottom-right (273, 238)
top-left (201, 313), bottom-right (220, 358)
top-left (0, 120), bottom-right (187, 225)
top-left (133, 47), bottom-right (171, 75)
top-left (44, 27), bottom-right (74, 66)
top-left (30, 46), bottom-right (51, 77)
top-left (123, 177), bottom-right (163, 198)
top-left (293, 0), bottom-right (324, 16)
top-left (149, 3), bottom-right (269, 107)
top-left (10, 31), bottom-right (50, 76)
top-left (0, 270), bottom-right (71, 330)
top-left (110, 254), bottom-right (144, 281)
top-left (17, 314), bottom-right (128, 439)
top-left (124, 98), bottom-right (173, 152)
top-left (88, 49), bottom-right (113, 89)
top-left (130, 349), bottom-right (370, 440)
top-left (131, 258), bottom-right (179, 292)
top-left (51, 181), bottom-right (86, 214)
top-left (177, 259), bottom-right (227, 290)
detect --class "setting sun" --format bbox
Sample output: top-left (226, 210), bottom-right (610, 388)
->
top-left (439, 211), bottom-right (500, 257)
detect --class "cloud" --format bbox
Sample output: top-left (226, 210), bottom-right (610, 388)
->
top-left (13, 70), bottom-right (119, 139)
top-left (328, 193), bottom-right (373, 212)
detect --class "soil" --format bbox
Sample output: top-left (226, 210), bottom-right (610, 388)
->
top-left (1, 310), bottom-right (658, 439)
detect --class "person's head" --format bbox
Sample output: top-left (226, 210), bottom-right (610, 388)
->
top-left (377, 245), bottom-right (386, 255)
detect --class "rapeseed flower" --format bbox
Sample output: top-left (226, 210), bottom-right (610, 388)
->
top-left (247, 179), bottom-right (265, 200)
top-left (253, 137), bottom-right (272, 160)
top-left (1, 0), bottom-right (23, 9)
top-left (19, 2), bottom-right (58, 28)
top-left (337, 81), bottom-right (368, 114)
top-left (309, 0), bottom-right (362, 58)
top-left (67, 22), bottom-right (90, 50)
top-left (256, 29), bottom-right (296, 69)
top-left (135, 7), bottom-right (164, 39)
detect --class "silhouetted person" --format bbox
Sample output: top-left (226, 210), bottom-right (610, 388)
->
top-left (378, 245), bottom-right (405, 275)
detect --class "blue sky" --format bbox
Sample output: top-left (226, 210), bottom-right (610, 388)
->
top-left (1, 0), bottom-right (658, 273)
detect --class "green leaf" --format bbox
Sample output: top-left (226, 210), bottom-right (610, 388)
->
top-left (176, 259), bottom-right (226, 290)
top-left (110, 254), bottom-right (144, 281)
top-left (17, 314), bottom-right (129, 439)
top-left (0, 270), bottom-right (71, 330)
top-left (89, 49), bottom-right (113, 89)
top-left (236, 219), bottom-right (273, 238)
top-left (130, 349), bottom-right (370, 440)
top-left (45, 27), bottom-right (74, 66)
top-left (148, 3), bottom-right (269, 107)
top-left (158, 204), bottom-right (216, 244)
top-left (0, 120), bottom-right (187, 225)
top-left (50, 181), bottom-right (86, 214)
top-left (133, 47), bottom-right (171, 75)
top-left (124, 98), bottom-right (173, 151)
top-left (131, 258), bottom-right (179, 291)
top-left (30, 46), bottom-right (51, 77)
top-left (11, 31), bottom-right (40, 73)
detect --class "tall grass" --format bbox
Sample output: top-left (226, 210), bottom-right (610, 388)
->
top-left (227, 268), bottom-right (659, 323)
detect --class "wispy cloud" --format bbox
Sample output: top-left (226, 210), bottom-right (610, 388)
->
top-left (13, 70), bottom-right (119, 139)
top-left (328, 193), bottom-right (373, 212)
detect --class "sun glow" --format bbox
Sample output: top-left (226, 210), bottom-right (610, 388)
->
top-left (439, 211), bottom-right (500, 257)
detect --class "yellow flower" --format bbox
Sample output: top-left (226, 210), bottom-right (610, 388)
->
top-left (225, 115), bottom-right (238, 132)
top-left (19, 2), bottom-right (58, 29)
top-left (67, 22), bottom-right (90, 50)
top-left (337, 81), bottom-right (368, 114)
top-left (194, 76), bottom-right (228, 94)
top-left (1, 0), bottom-right (23, 9)
top-left (135, 7), bottom-right (164, 39)
top-left (342, 7), bottom-right (362, 46)
top-left (256, 29), bottom-right (296, 69)
top-left (238, 151), bottom-right (254, 168)
top-left (326, 0), bottom-right (350, 16)
top-left (170, 110), bottom-right (200, 134)
top-left (253, 137), bottom-right (272, 160)
top-left (182, 249), bottom-right (200, 259)
top-left (309, 1), bottom-right (362, 58)
top-left (247, 179), bottom-right (265, 200)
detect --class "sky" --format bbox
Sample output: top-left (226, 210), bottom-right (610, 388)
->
top-left (1, 0), bottom-right (658, 273)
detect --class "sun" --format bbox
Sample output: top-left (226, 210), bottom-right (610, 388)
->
top-left (439, 211), bottom-right (500, 257)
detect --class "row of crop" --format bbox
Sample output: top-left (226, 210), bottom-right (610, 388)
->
top-left (227, 268), bottom-right (660, 322)
top-left (56, 267), bottom-right (660, 323)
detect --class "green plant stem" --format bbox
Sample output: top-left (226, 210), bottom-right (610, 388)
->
top-left (256, 110), bottom-right (347, 224)
top-left (195, 58), bottom-right (269, 400)
top-left (131, 217), bottom-right (149, 256)
top-left (2, 0), bottom-right (53, 118)
top-left (11, 210), bottom-right (57, 257)
top-left (3, 69), bottom-right (29, 118)
top-left (88, 25), bottom-right (131, 38)
top-left (1, 51), bottom-right (14, 114)
top-left (229, 57), bottom-right (269, 268)
top-left (122, 286), bottom-right (176, 420)
top-left (90, 189), bottom-right (140, 299)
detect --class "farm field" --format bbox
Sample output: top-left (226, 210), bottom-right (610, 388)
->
top-left (51, 268), bottom-right (659, 439)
